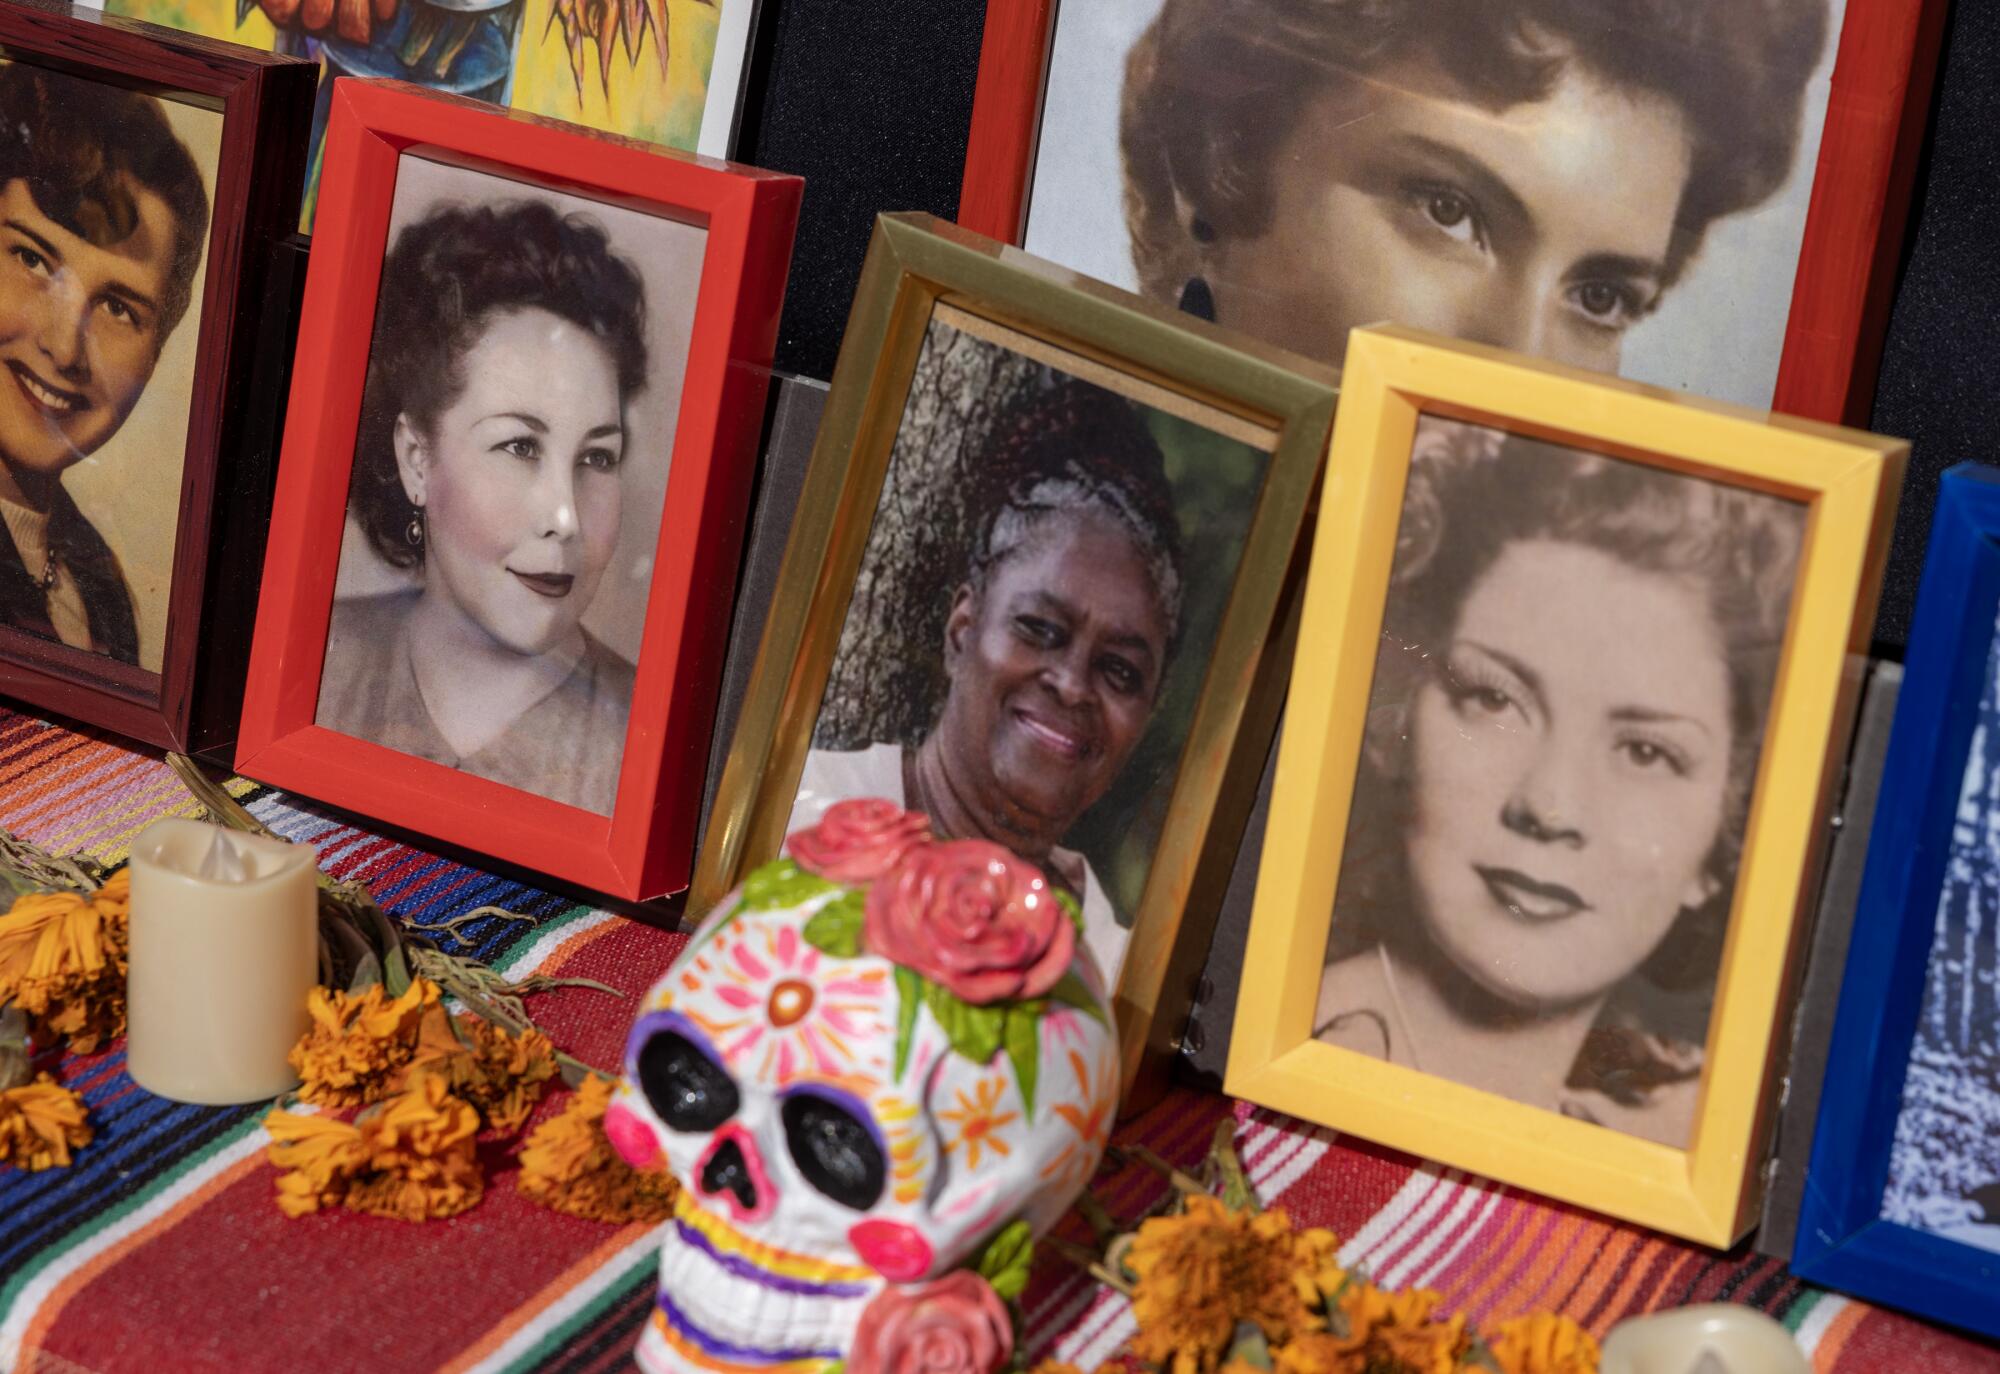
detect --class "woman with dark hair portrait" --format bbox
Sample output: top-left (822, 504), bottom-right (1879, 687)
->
top-left (1315, 421), bottom-right (1802, 1145)
top-left (790, 378), bottom-right (1186, 981)
top-left (318, 197), bottom-right (648, 815)
top-left (1101, 0), bottom-right (1828, 386)
top-left (0, 61), bottom-right (211, 665)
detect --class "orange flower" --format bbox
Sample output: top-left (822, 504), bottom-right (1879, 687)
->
top-left (264, 1106), bottom-right (367, 1217)
top-left (343, 1069), bottom-right (483, 1221)
top-left (1277, 1281), bottom-right (1470, 1374)
top-left (517, 1075), bottom-right (679, 1223)
top-left (289, 978), bottom-right (441, 1108)
top-left (0, 870), bottom-right (131, 1053)
top-left (264, 1069), bottom-right (484, 1222)
top-left (0, 1074), bottom-right (91, 1170)
top-left (405, 1007), bottom-right (558, 1134)
top-left (1125, 1195), bottom-right (1325, 1374)
top-left (1487, 1312), bottom-right (1600, 1374)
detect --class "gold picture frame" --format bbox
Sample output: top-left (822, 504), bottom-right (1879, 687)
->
top-left (692, 213), bottom-right (1338, 1105)
top-left (1227, 325), bottom-right (1905, 1245)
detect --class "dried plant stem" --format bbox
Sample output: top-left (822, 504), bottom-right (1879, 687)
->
top-left (1039, 1233), bottom-right (1135, 1298)
top-left (405, 906), bottom-right (537, 944)
top-left (0, 829), bottom-right (105, 895)
top-left (1074, 1190), bottom-right (1124, 1248)
top-left (1112, 1143), bottom-right (1208, 1197)
top-left (407, 946), bottom-right (612, 1085)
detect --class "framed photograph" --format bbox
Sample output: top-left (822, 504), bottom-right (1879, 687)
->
top-left (0, 0), bottom-right (314, 751)
top-left (1226, 324), bottom-right (1902, 1246)
top-left (961, 0), bottom-right (1944, 424)
top-left (235, 78), bottom-right (801, 900)
top-left (1791, 465), bottom-right (2000, 1337)
top-left (692, 213), bottom-right (1337, 1102)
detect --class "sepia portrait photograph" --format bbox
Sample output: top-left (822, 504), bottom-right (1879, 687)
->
top-left (316, 153), bottom-right (706, 815)
top-left (1313, 415), bottom-right (1806, 1147)
top-left (1880, 602), bottom-right (2000, 1256)
top-left (0, 57), bottom-right (221, 675)
top-left (1024, 0), bottom-right (1844, 409)
top-left (785, 308), bottom-right (1272, 984)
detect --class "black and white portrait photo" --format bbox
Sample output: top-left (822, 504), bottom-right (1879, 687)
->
top-left (1881, 606), bottom-right (2000, 1255)
top-left (1025, 0), bottom-right (1840, 408)
top-left (786, 310), bottom-right (1271, 984)
top-left (1313, 417), bottom-right (1805, 1146)
top-left (0, 58), bottom-right (220, 673)
top-left (317, 154), bottom-right (706, 815)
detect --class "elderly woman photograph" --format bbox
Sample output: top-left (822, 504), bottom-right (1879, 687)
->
top-left (317, 196), bottom-right (648, 815)
top-left (1313, 420), bottom-right (1803, 1146)
top-left (1027, 0), bottom-right (1833, 406)
top-left (790, 377), bottom-right (1188, 982)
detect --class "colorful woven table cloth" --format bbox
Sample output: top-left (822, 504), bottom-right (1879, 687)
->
top-left (0, 708), bottom-right (1993, 1373)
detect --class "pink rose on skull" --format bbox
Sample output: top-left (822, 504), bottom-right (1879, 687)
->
top-left (787, 799), bottom-right (933, 884)
top-left (847, 1271), bottom-right (1014, 1374)
top-left (863, 839), bottom-right (1074, 1004)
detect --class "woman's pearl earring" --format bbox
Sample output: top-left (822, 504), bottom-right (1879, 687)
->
top-left (405, 510), bottom-right (426, 548)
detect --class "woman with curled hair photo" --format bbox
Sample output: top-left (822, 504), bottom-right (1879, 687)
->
top-left (1314, 419), bottom-right (1803, 1145)
top-left (1027, 0), bottom-right (1832, 404)
top-left (318, 196), bottom-right (648, 815)
top-left (790, 377), bottom-right (1187, 982)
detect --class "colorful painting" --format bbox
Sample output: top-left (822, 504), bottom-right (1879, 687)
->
top-left (106, 0), bottom-right (754, 222)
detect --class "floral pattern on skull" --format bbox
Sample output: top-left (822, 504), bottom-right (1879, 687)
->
top-left (613, 804), bottom-right (1119, 1373)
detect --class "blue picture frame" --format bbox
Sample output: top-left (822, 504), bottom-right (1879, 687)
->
top-left (1792, 463), bottom-right (2000, 1336)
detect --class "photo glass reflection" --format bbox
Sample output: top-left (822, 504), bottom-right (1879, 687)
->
top-left (787, 308), bottom-right (1274, 985)
top-left (0, 58), bottom-right (222, 675)
top-left (1314, 416), bottom-right (1805, 1146)
top-left (1880, 604), bottom-right (2000, 1255)
top-left (1026, 0), bottom-right (1844, 409)
top-left (316, 153), bottom-right (707, 814)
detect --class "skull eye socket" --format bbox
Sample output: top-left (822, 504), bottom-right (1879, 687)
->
top-left (782, 1092), bottom-right (886, 1211)
top-left (637, 1029), bottom-right (739, 1133)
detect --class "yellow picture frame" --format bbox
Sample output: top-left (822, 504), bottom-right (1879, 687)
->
top-left (1225, 325), bottom-right (1905, 1246)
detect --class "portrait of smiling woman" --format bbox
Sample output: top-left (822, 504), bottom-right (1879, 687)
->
top-left (1316, 418), bottom-right (1804, 1146)
top-left (788, 313), bottom-right (1269, 983)
top-left (317, 156), bottom-right (704, 815)
top-left (0, 59), bottom-right (220, 672)
top-left (1024, 0), bottom-right (1839, 408)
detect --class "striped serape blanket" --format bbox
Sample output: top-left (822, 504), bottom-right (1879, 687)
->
top-left (0, 708), bottom-right (1993, 1374)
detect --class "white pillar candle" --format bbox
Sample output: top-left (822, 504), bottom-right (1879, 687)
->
top-left (1601, 1304), bottom-right (1810, 1374)
top-left (126, 819), bottom-right (318, 1105)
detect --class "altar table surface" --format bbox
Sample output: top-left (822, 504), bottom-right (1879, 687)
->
top-left (1, 708), bottom-right (1995, 1374)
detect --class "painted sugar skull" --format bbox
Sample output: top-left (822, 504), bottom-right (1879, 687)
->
top-left (609, 801), bottom-right (1119, 1372)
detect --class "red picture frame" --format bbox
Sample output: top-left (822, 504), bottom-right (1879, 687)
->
top-left (959, 0), bottom-right (1946, 427)
top-left (0, 0), bottom-right (315, 751)
top-left (235, 78), bottom-right (801, 900)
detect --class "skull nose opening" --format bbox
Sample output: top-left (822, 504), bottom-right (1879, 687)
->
top-left (700, 1137), bottom-right (760, 1212)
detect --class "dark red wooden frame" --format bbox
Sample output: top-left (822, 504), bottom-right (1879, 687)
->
top-left (960, 0), bottom-right (1946, 427)
top-left (0, 0), bottom-right (314, 750)
top-left (235, 79), bottom-right (800, 901)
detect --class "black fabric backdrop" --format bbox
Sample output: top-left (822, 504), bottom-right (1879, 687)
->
top-left (734, 0), bottom-right (1996, 654)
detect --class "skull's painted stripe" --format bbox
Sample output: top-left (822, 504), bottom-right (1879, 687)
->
top-left (653, 1291), bottom-right (842, 1367)
top-left (672, 1192), bottom-right (877, 1285)
top-left (672, 1219), bottom-right (875, 1299)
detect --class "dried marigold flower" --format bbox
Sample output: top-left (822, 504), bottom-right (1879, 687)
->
top-left (1125, 1194), bottom-right (1325, 1374)
top-left (0, 1074), bottom-right (91, 1170)
top-left (289, 978), bottom-right (441, 1109)
top-left (405, 1008), bottom-right (559, 1135)
top-left (264, 1107), bottom-right (367, 1217)
top-left (342, 1068), bottom-right (484, 1222)
top-left (517, 1074), bottom-right (678, 1224)
top-left (1276, 1281), bottom-right (1470, 1374)
top-left (1487, 1311), bottom-right (1600, 1374)
top-left (0, 871), bottom-right (132, 1054)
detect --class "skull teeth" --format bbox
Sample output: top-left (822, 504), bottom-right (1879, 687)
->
top-left (643, 1212), bottom-right (880, 1368)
